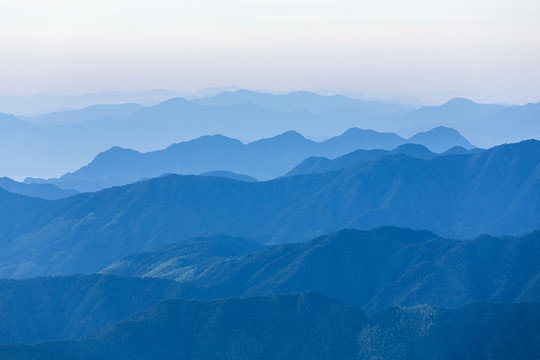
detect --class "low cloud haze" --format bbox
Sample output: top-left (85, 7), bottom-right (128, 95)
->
top-left (1, 0), bottom-right (539, 104)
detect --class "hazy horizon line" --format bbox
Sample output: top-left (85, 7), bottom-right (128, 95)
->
top-left (0, 86), bottom-right (536, 108)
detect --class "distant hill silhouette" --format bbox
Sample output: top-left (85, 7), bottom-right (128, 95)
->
top-left (1, 293), bottom-right (538, 360)
top-left (1, 91), bottom-right (538, 181)
top-left (192, 89), bottom-right (412, 115)
top-left (21, 103), bottom-right (145, 126)
top-left (286, 143), bottom-right (437, 176)
top-left (0, 140), bottom-right (538, 278)
top-left (0, 177), bottom-right (77, 200)
top-left (286, 143), bottom-right (481, 176)
top-left (384, 98), bottom-right (540, 148)
top-left (24, 126), bottom-right (473, 192)
top-left (0, 88), bottom-right (237, 116)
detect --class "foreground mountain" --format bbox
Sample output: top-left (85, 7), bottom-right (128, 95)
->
top-left (0, 177), bottom-right (77, 200)
top-left (190, 228), bottom-right (540, 311)
top-left (100, 234), bottom-right (265, 281)
top-left (0, 275), bottom-right (188, 344)
top-left (103, 227), bottom-right (540, 312)
top-left (25, 126), bottom-right (473, 191)
top-left (0, 227), bottom-right (538, 345)
top-left (1, 293), bottom-right (538, 360)
top-left (0, 140), bottom-right (538, 278)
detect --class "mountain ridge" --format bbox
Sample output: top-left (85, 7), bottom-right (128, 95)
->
top-left (0, 140), bottom-right (539, 278)
top-left (24, 126), bottom-right (474, 192)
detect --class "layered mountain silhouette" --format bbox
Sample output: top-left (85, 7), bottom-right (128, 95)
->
top-left (1, 88), bottom-right (539, 359)
top-left (285, 143), bottom-right (481, 176)
top-left (192, 89), bottom-right (412, 115)
top-left (24, 126), bottom-right (473, 192)
top-left (0, 88), bottom-right (238, 115)
top-left (1, 90), bottom-right (538, 180)
top-left (388, 98), bottom-right (540, 148)
top-left (0, 177), bottom-right (77, 200)
top-left (0, 140), bottom-right (539, 278)
top-left (1, 293), bottom-right (538, 360)
top-left (21, 103), bottom-right (145, 126)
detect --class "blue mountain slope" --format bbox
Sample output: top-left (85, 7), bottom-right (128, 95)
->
top-left (103, 227), bottom-right (540, 311)
top-left (0, 177), bottom-right (77, 200)
top-left (285, 143), bottom-right (439, 176)
top-left (1, 140), bottom-right (539, 278)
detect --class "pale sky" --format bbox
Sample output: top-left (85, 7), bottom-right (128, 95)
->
top-left (1, 0), bottom-right (539, 103)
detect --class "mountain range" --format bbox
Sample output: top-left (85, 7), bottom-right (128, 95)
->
top-left (0, 140), bottom-right (538, 278)
top-left (20, 103), bottom-right (145, 126)
top-left (285, 143), bottom-right (480, 176)
top-left (1, 88), bottom-right (539, 358)
top-left (0, 87), bottom-right (241, 116)
top-left (0, 177), bottom-right (77, 200)
top-left (102, 227), bottom-right (540, 312)
top-left (24, 126), bottom-right (474, 192)
top-left (1, 89), bottom-right (538, 181)
top-left (0, 91), bottom-right (414, 180)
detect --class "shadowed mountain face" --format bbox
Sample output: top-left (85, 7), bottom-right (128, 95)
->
top-left (0, 140), bottom-right (538, 278)
top-left (0, 293), bottom-right (538, 360)
top-left (0, 177), bottom-right (77, 200)
top-left (25, 126), bottom-right (473, 192)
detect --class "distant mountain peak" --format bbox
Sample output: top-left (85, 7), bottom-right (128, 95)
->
top-left (150, 97), bottom-right (195, 110)
top-left (276, 130), bottom-right (305, 139)
top-left (443, 97), bottom-right (477, 106)
top-left (341, 127), bottom-right (377, 136)
top-left (408, 126), bottom-right (474, 151)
